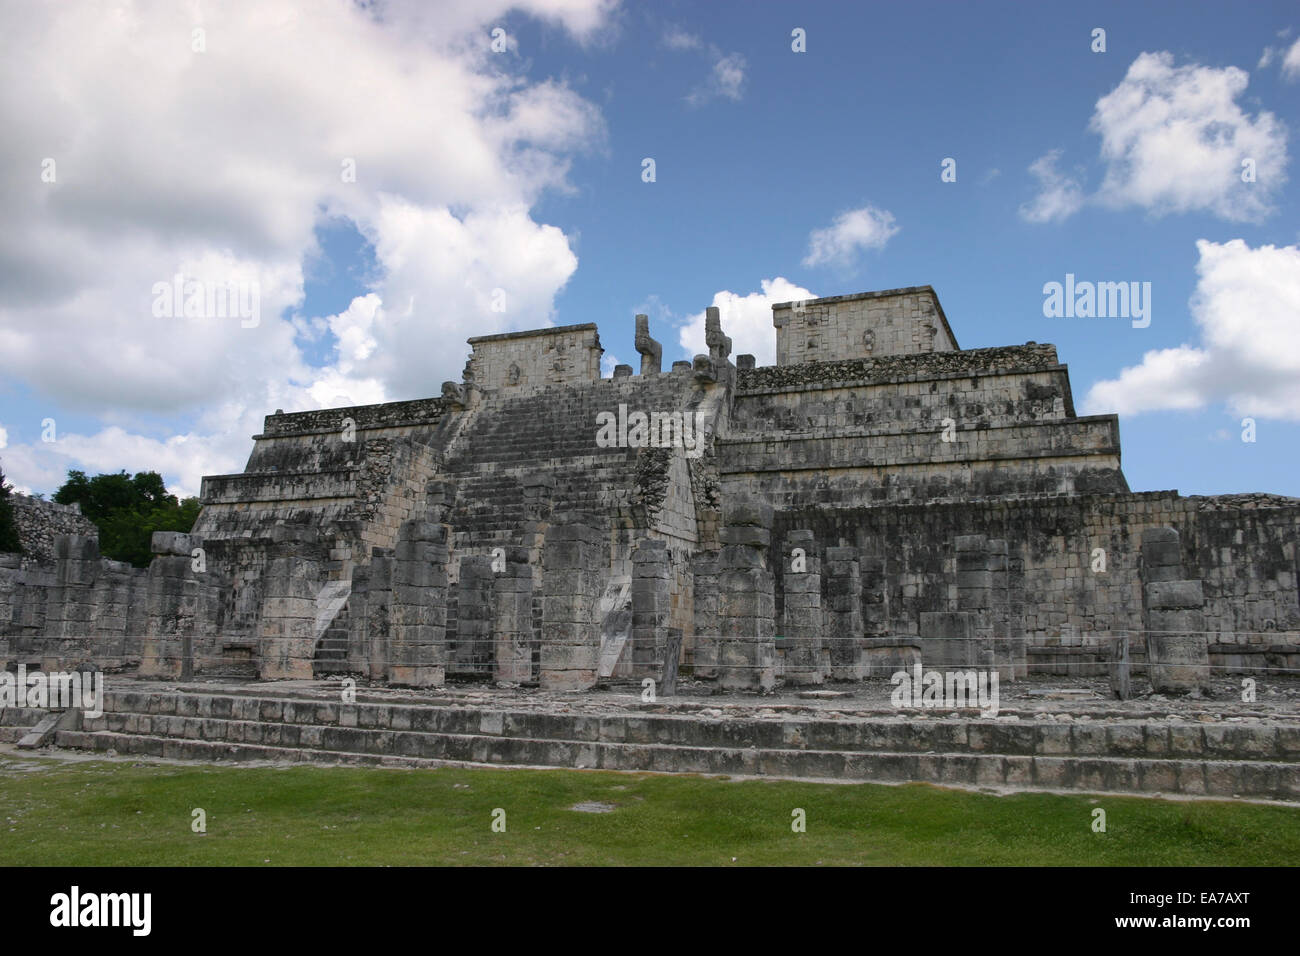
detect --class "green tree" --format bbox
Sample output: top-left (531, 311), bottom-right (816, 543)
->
top-left (0, 463), bottom-right (22, 554)
top-left (53, 469), bottom-right (200, 567)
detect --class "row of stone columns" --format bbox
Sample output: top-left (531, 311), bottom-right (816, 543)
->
top-left (342, 513), bottom-right (623, 690)
top-left (695, 523), bottom-right (1034, 689)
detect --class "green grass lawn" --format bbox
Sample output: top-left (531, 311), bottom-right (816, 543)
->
top-left (2, 756), bottom-right (1297, 865)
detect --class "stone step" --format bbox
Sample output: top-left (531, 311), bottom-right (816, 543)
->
top-left (84, 690), bottom-right (1300, 765)
top-left (52, 723), bottom-right (1300, 799)
top-left (313, 660), bottom-right (356, 675)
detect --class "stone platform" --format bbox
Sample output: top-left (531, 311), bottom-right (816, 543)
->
top-left (3, 675), bottom-right (1297, 803)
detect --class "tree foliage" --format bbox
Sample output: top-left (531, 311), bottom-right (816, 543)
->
top-left (0, 463), bottom-right (21, 554)
top-left (53, 470), bottom-right (200, 568)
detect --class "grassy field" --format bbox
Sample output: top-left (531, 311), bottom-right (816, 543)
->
top-left (2, 755), bottom-right (1298, 865)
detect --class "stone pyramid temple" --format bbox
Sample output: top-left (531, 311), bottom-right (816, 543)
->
top-left (5, 286), bottom-right (1298, 694)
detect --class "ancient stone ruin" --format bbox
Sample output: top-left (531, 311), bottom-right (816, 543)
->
top-left (3, 285), bottom-right (1299, 696)
top-left (5, 286), bottom-right (1300, 800)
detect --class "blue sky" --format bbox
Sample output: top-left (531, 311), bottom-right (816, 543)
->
top-left (1, 0), bottom-right (1298, 499)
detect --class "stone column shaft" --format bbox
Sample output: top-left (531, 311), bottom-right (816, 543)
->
top-left (540, 522), bottom-right (603, 691)
top-left (781, 530), bottom-right (822, 684)
top-left (717, 503), bottom-right (776, 692)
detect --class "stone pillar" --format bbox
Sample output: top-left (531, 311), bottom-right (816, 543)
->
top-left (631, 538), bottom-right (670, 677)
top-left (45, 535), bottom-right (100, 667)
top-left (985, 539), bottom-right (1023, 679)
top-left (860, 551), bottom-right (888, 637)
top-left (781, 530), bottom-right (823, 685)
top-left (47, 534), bottom-right (98, 635)
top-left (454, 555), bottom-right (494, 676)
top-left (634, 313), bottom-right (662, 376)
top-left (493, 546), bottom-right (534, 683)
top-left (691, 550), bottom-right (720, 679)
top-left (824, 546), bottom-right (864, 681)
top-left (140, 532), bottom-right (201, 679)
top-left (955, 534), bottom-right (991, 611)
top-left (1141, 528), bottom-right (1210, 694)
top-left (857, 547), bottom-right (892, 676)
top-left (0, 555), bottom-right (18, 657)
top-left (347, 563), bottom-right (371, 676)
top-left (1109, 634), bottom-right (1132, 700)
top-left (960, 536), bottom-right (1018, 681)
top-left (123, 568), bottom-right (149, 663)
top-left (10, 565), bottom-right (54, 655)
top-left (91, 560), bottom-right (133, 660)
top-left (717, 500), bottom-right (776, 692)
top-left (366, 549), bottom-right (394, 681)
top-left (257, 527), bottom-right (322, 680)
top-left (389, 519), bottom-right (449, 687)
top-left (921, 534), bottom-right (1001, 673)
top-left (539, 521), bottom-right (603, 691)
top-left (192, 547), bottom-right (226, 679)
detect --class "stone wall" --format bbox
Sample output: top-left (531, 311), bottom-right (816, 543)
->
top-left (194, 399), bottom-right (449, 551)
top-left (739, 342), bottom-right (1060, 391)
top-left (723, 342), bottom-right (1125, 509)
top-left (466, 324), bottom-right (603, 392)
top-left (772, 287), bottom-right (957, 364)
top-left (8, 495), bottom-right (98, 565)
top-left (0, 532), bottom-right (150, 670)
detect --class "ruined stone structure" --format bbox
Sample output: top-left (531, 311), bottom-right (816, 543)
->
top-left (4, 286), bottom-right (1300, 694)
top-left (8, 495), bottom-right (97, 565)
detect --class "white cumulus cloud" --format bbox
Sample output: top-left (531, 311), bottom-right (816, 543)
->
top-left (802, 206), bottom-right (899, 269)
top-left (1083, 239), bottom-right (1300, 420)
top-left (0, 0), bottom-right (614, 496)
top-left (1090, 52), bottom-right (1287, 221)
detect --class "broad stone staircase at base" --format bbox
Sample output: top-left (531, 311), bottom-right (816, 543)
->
top-left (44, 688), bottom-right (1300, 802)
